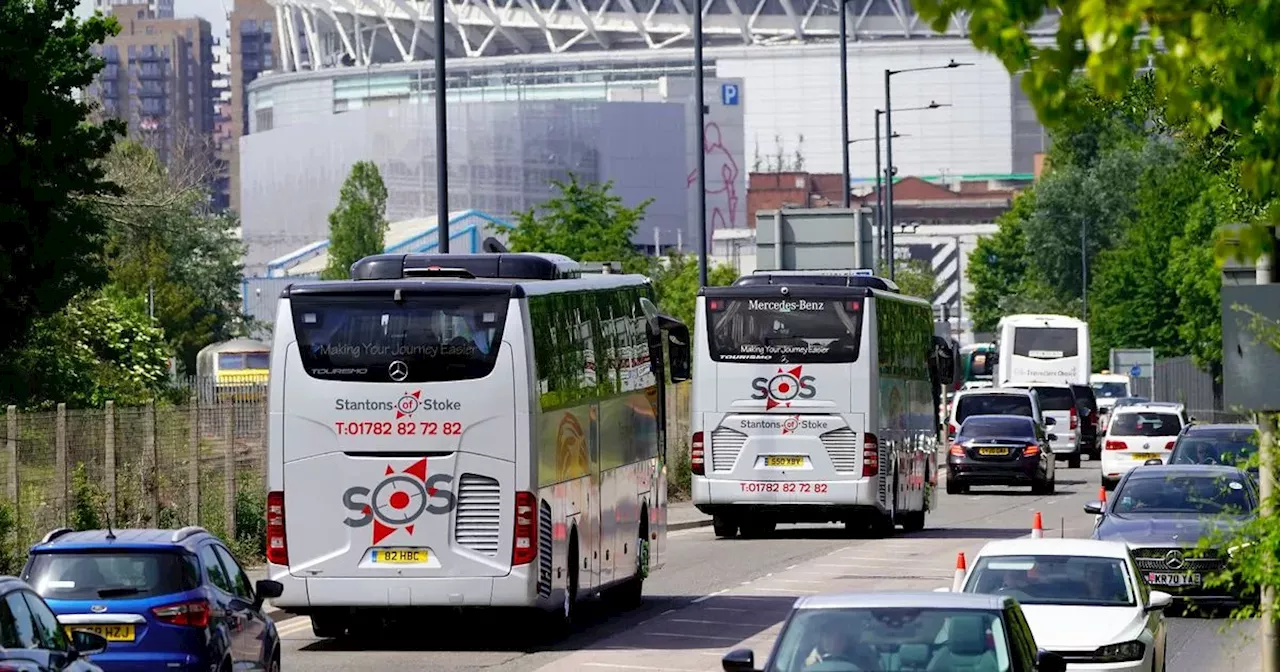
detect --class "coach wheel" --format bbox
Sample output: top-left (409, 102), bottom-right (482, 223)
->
top-left (739, 521), bottom-right (776, 539)
top-left (899, 509), bottom-right (926, 533)
top-left (309, 611), bottom-right (349, 639)
top-left (712, 515), bottom-right (738, 539)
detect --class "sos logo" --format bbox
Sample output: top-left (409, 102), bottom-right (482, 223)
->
top-left (750, 365), bottom-right (817, 410)
top-left (342, 458), bottom-right (457, 544)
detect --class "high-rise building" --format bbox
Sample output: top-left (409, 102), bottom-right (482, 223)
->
top-left (212, 33), bottom-right (233, 210)
top-left (88, 4), bottom-right (216, 172)
top-left (95, 0), bottom-right (174, 18)
top-left (228, 0), bottom-right (281, 213)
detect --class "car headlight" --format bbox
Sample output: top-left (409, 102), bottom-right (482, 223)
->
top-left (1095, 641), bottom-right (1145, 663)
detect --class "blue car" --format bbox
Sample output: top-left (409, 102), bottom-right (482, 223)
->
top-left (21, 527), bottom-right (283, 672)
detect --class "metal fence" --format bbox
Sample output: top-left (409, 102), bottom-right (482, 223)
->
top-left (0, 381), bottom-right (694, 549)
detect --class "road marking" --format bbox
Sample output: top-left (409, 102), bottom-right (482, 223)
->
top-left (645, 632), bottom-right (744, 642)
top-left (667, 618), bottom-right (778, 627)
top-left (762, 579), bottom-right (827, 584)
top-left (276, 618), bottom-right (313, 637)
top-left (692, 589), bottom-right (729, 604)
top-left (741, 587), bottom-right (820, 594)
top-left (582, 663), bottom-right (709, 671)
top-left (699, 606), bottom-right (753, 613)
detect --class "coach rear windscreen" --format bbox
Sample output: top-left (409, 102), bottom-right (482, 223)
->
top-left (705, 296), bottom-right (863, 363)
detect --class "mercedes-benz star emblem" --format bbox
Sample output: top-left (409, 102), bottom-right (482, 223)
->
top-left (90, 605), bottom-right (107, 613)
top-left (388, 360), bottom-right (409, 382)
top-left (1164, 550), bottom-right (1185, 570)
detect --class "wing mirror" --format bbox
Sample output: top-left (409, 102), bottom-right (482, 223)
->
top-left (1144, 458), bottom-right (1163, 466)
top-left (69, 629), bottom-right (108, 659)
top-left (1044, 417), bottom-right (1056, 426)
top-left (722, 648), bottom-right (758, 672)
top-left (1036, 649), bottom-right (1067, 672)
top-left (253, 579), bottom-right (284, 611)
top-left (1146, 590), bottom-right (1173, 612)
top-left (1048, 433), bottom-right (1059, 442)
top-left (1083, 501), bottom-right (1104, 515)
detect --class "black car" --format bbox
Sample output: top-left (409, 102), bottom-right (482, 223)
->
top-left (0, 576), bottom-right (108, 671)
top-left (1086, 465), bottom-right (1256, 606)
top-left (1146, 423), bottom-right (1259, 476)
top-left (721, 591), bottom-right (1067, 672)
top-left (947, 415), bottom-right (1057, 495)
top-left (1069, 384), bottom-right (1099, 459)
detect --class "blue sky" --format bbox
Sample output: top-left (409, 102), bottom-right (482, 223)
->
top-left (76, 0), bottom-right (231, 40)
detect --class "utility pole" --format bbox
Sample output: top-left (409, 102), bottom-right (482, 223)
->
top-left (693, 4), bottom-right (707, 287)
top-left (434, 0), bottom-right (450, 252)
top-left (838, 0), bottom-right (850, 209)
top-left (883, 70), bottom-right (895, 280)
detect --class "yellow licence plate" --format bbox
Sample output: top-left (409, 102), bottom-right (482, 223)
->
top-left (764, 456), bottom-right (805, 467)
top-left (371, 549), bottom-right (429, 564)
top-left (978, 448), bottom-right (1009, 456)
top-left (1132, 453), bottom-right (1160, 460)
top-left (66, 624), bottom-right (134, 642)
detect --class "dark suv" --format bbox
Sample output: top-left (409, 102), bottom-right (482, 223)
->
top-left (1069, 384), bottom-right (1100, 459)
top-left (24, 527), bottom-right (283, 672)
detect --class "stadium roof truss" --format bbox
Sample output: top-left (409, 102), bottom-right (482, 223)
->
top-left (265, 0), bottom-right (1064, 67)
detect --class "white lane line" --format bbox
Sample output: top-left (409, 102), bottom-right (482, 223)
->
top-left (761, 579), bottom-right (827, 585)
top-left (645, 632), bottom-right (744, 642)
top-left (740, 588), bottom-right (820, 594)
top-left (692, 589), bottom-right (729, 604)
top-left (667, 618), bottom-right (780, 627)
top-left (276, 618), bottom-right (314, 637)
top-left (699, 607), bottom-right (753, 613)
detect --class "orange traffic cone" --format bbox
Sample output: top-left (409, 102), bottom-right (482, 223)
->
top-left (952, 552), bottom-right (967, 592)
top-left (1031, 511), bottom-right (1044, 539)
top-left (1099, 486), bottom-right (1107, 504)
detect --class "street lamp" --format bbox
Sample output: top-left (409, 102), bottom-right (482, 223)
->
top-left (875, 102), bottom-right (948, 266)
top-left (884, 60), bottom-right (972, 278)
top-left (839, 0), bottom-right (850, 208)
top-left (434, 0), bottom-right (449, 252)
top-left (694, 0), bottom-right (707, 286)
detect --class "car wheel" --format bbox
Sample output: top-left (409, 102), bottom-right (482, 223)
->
top-left (546, 535), bottom-right (580, 639)
top-left (269, 651), bottom-right (281, 672)
top-left (1068, 453), bottom-right (1081, 469)
top-left (899, 509), bottom-right (925, 532)
top-left (946, 480), bottom-right (967, 495)
top-left (712, 515), bottom-right (738, 538)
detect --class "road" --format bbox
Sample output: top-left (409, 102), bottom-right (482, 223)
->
top-left (270, 463), bottom-right (1261, 671)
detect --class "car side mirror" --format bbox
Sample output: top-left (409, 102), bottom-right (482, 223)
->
top-left (722, 648), bottom-right (757, 672)
top-left (1146, 590), bottom-right (1173, 612)
top-left (667, 324), bottom-right (691, 383)
top-left (69, 629), bottom-right (108, 658)
top-left (1048, 433), bottom-right (1058, 442)
top-left (1036, 649), bottom-right (1067, 672)
top-left (1044, 417), bottom-right (1056, 426)
top-left (1083, 501), bottom-right (1103, 515)
top-left (1144, 458), bottom-right (1162, 466)
top-left (253, 579), bottom-right (284, 611)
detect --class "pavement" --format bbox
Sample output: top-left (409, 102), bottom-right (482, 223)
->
top-left (251, 461), bottom-right (1262, 671)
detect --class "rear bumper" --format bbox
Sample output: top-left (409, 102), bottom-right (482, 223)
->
top-left (947, 456), bottom-right (1043, 485)
top-left (89, 652), bottom-right (208, 672)
top-left (265, 563), bottom-right (541, 610)
top-left (690, 475), bottom-right (881, 513)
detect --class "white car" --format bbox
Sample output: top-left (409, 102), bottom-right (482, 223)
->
top-left (948, 387), bottom-right (1050, 437)
top-left (960, 538), bottom-right (1170, 672)
top-left (1100, 404), bottom-right (1186, 489)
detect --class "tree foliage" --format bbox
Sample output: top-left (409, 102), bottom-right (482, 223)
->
top-left (322, 161), bottom-right (388, 280)
top-left (508, 174), bottom-right (653, 274)
top-left (0, 0), bottom-right (124, 364)
top-left (886, 259), bottom-right (938, 301)
top-left (650, 253), bottom-right (738, 329)
top-left (912, 0), bottom-right (1280, 259)
top-left (100, 142), bottom-right (246, 373)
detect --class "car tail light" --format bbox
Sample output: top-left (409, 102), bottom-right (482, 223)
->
top-left (1070, 407), bottom-right (1078, 430)
top-left (1165, 441), bottom-right (1176, 450)
top-left (152, 599), bottom-right (210, 628)
top-left (949, 443), bottom-right (965, 457)
top-left (862, 433), bottom-right (879, 477)
top-left (1105, 440), bottom-right (1127, 451)
top-left (1023, 443), bottom-right (1040, 457)
top-left (266, 490), bottom-right (287, 565)
top-left (690, 432), bottom-right (705, 476)
top-left (513, 491), bottom-right (537, 566)
top-left (948, 422), bottom-right (958, 436)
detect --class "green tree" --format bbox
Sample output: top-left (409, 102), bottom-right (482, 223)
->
top-left (886, 259), bottom-right (937, 300)
top-left (0, 0), bottom-right (125, 362)
top-left (6, 289), bottom-right (170, 408)
top-left (965, 192), bottom-right (1068, 332)
top-left (912, 0), bottom-right (1280, 257)
top-left (507, 175), bottom-right (652, 273)
top-left (99, 141), bottom-right (247, 373)
top-left (322, 161), bottom-right (388, 280)
top-left (649, 253), bottom-right (738, 329)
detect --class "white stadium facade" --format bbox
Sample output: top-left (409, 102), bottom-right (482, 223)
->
top-left (237, 0), bottom-right (1063, 335)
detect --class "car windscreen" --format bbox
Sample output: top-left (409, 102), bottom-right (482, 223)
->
top-left (965, 555), bottom-right (1135, 607)
top-left (1113, 475), bottom-right (1254, 515)
top-left (958, 417), bottom-right (1035, 440)
top-left (1029, 386), bottom-right (1074, 412)
top-left (24, 552), bottom-right (200, 601)
top-left (1092, 382), bottom-right (1128, 398)
top-left (1170, 434), bottom-right (1258, 467)
top-left (766, 607), bottom-right (1011, 672)
top-left (1012, 327), bottom-right (1079, 359)
top-left (291, 293), bottom-right (509, 382)
top-left (1109, 412), bottom-right (1182, 436)
top-left (955, 395), bottom-right (1033, 423)
top-left (705, 296), bottom-right (862, 363)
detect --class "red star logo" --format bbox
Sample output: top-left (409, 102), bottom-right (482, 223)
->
top-left (765, 366), bottom-right (805, 410)
top-left (363, 458), bottom-right (435, 544)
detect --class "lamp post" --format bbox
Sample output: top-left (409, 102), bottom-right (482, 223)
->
top-left (884, 60), bottom-right (971, 278)
top-left (851, 131), bottom-right (904, 267)
top-left (434, 0), bottom-right (449, 252)
top-left (839, 0), bottom-right (850, 208)
top-left (694, 0), bottom-right (707, 287)
top-left (875, 102), bottom-right (947, 267)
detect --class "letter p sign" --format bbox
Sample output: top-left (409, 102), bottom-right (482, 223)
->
top-left (721, 83), bottom-right (739, 106)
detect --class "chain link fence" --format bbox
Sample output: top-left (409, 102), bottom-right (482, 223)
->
top-left (0, 380), bottom-right (695, 550)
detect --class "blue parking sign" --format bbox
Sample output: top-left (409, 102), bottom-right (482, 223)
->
top-left (1129, 365), bottom-right (1142, 377)
top-left (721, 83), bottom-right (739, 106)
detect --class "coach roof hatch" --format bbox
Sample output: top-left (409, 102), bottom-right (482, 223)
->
top-left (733, 269), bottom-right (899, 291)
top-left (350, 252), bottom-right (582, 281)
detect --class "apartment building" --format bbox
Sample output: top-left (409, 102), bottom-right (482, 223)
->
top-left (88, 4), bottom-right (216, 172)
top-left (228, 0), bottom-right (281, 213)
